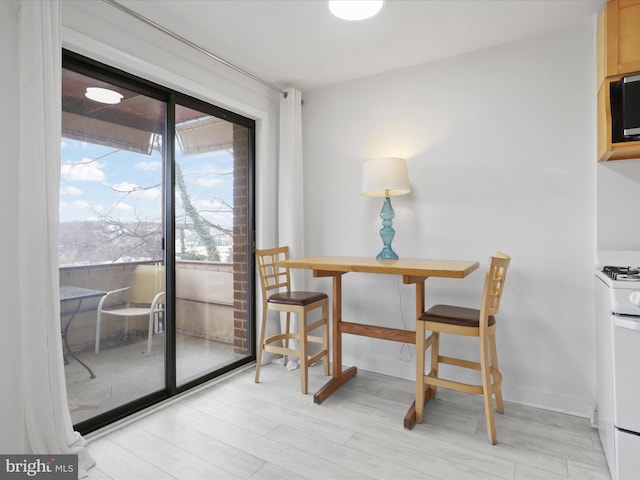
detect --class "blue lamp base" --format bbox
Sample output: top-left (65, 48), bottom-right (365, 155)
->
top-left (376, 196), bottom-right (399, 260)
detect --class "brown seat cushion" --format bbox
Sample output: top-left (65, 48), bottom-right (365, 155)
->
top-left (419, 304), bottom-right (495, 328)
top-left (268, 291), bottom-right (327, 306)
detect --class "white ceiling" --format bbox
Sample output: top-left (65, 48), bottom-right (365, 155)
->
top-left (117, 0), bottom-right (605, 92)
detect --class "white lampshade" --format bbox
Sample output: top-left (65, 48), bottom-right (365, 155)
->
top-left (361, 157), bottom-right (411, 197)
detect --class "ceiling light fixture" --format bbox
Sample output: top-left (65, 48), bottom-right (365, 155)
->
top-left (329, 0), bottom-right (383, 21)
top-left (85, 87), bottom-right (123, 105)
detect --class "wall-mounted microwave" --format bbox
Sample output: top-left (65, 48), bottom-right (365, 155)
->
top-left (611, 74), bottom-right (640, 143)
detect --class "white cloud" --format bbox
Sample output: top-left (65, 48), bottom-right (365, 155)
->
top-left (112, 182), bottom-right (138, 192)
top-left (112, 182), bottom-right (161, 201)
top-left (61, 186), bottom-right (83, 196)
top-left (136, 161), bottom-right (161, 171)
top-left (140, 187), bottom-right (162, 201)
top-left (195, 177), bottom-right (222, 187)
top-left (72, 200), bottom-right (90, 209)
top-left (113, 202), bottom-right (133, 211)
top-left (60, 200), bottom-right (90, 210)
top-left (61, 159), bottom-right (105, 181)
top-left (192, 198), bottom-right (226, 211)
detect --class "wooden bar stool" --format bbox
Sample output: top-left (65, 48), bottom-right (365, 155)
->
top-left (415, 252), bottom-right (511, 444)
top-left (255, 246), bottom-right (330, 394)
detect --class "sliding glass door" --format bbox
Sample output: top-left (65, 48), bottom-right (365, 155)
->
top-left (60, 51), bottom-right (255, 433)
top-left (173, 103), bottom-right (252, 386)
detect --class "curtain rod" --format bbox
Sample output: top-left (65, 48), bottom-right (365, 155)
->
top-left (102, 0), bottom-right (287, 97)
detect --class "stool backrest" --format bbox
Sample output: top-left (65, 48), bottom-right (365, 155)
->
top-left (256, 246), bottom-right (291, 297)
top-left (480, 252), bottom-right (511, 324)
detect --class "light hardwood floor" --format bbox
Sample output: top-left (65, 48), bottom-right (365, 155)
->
top-left (84, 363), bottom-right (611, 480)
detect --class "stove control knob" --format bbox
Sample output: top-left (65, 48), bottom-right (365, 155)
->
top-left (630, 291), bottom-right (640, 307)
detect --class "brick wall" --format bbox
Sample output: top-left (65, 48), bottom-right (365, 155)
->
top-left (232, 124), bottom-right (249, 354)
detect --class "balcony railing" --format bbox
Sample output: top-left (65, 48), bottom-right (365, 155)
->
top-left (59, 260), bottom-right (235, 353)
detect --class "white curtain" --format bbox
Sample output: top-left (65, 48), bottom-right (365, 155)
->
top-left (278, 87), bottom-right (305, 369)
top-left (278, 87), bottom-right (305, 260)
top-left (19, 1), bottom-right (95, 477)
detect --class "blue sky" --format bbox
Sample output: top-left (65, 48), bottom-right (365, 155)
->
top-left (59, 137), bottom-right (235, 230)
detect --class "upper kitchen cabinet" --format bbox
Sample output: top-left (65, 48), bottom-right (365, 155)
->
top-left (598, 0), bottom-right (640, 88)
top-left (597, 0), bottom-right (640, 161)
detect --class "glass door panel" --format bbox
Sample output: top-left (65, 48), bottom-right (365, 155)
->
top-left (60, 66), bottom-right (166, 424)
top-left (60, 52), bottom-right (255, 433)
top-left (174, 104), bottom-right (250, 386)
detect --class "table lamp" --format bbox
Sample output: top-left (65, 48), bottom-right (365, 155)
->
top-left (361, 157), bottom-right (411, 259)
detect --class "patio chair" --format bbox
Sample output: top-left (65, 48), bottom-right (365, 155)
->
top-left (95, 264), bottom-right (165, 356)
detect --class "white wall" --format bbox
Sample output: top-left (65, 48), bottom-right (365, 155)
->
top-left (597, 158), bottom-right (640, 249)
top-left (1, 0), bottom-right (607, 440)
top-left (0, 0), bottom-right (26, 453)
top-left (301, 23), bottom-right (597, 417)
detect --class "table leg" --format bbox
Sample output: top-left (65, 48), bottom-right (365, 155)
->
top-left (314, 272), bottom-right (357, 403)
top-left (404, 385), bottom-right (431, 429)
top-left (404, 278), bottom-right (426, 428)
top-left (63, 299), bottom-right (96, 379)
top-left (332, 272), bottom-right (342, 377)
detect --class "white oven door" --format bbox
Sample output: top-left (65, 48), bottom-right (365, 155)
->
top-left (613, 315), bottom-right (640, 433)
top-left (615, 429), bottom-right (640, 480)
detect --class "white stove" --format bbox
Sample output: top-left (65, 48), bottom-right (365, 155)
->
top-left (595, 251), bottom-right (640, 480)
top-left (596, 268), bottom-right (640, 316)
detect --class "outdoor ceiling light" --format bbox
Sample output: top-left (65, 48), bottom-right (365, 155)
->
top-left (329, 0), bottom-right (383, 21)
top-left (85, 87), bottom-right (123, 104)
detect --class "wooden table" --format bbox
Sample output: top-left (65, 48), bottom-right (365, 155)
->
top-left (278, 256), bottom-right (479, 428)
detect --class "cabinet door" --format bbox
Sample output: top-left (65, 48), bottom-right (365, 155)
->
top-left (618, 1), bottom-right (640, 75)
top-left (596, 0), bottom-right (640, 161)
